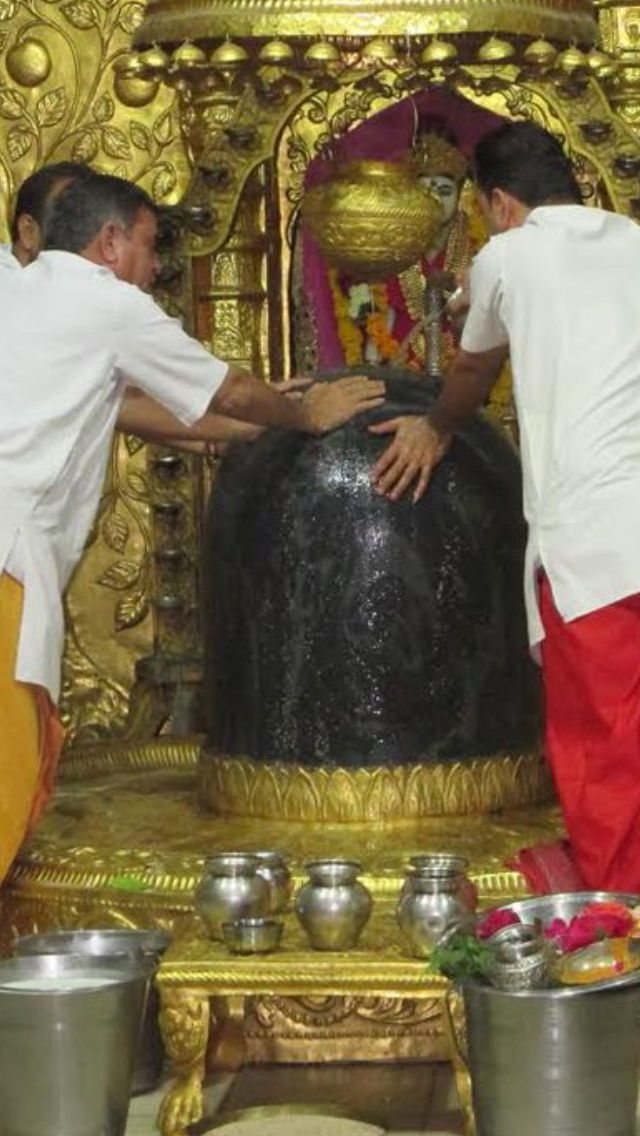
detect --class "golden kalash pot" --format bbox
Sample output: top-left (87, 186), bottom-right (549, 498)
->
top-left (300, 159), bottom-right (443, 281)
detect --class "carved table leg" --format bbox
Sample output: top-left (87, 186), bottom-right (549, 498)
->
top-left (442, 987), bottom-right (476, 1136)
top-left (157, 985), bottom-right (210, 1136)
top-left (209, 994), bottom-right (248, 1070)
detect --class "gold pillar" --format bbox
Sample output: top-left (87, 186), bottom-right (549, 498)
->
top-left (598, 0), bottom-right (640, 127)
top-left (192, 166), bottom-right (273, 380)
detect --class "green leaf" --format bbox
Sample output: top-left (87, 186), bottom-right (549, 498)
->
top-left (110, 874), bottom-right (149, 892)
top-left (431, 934), bottom-right (492, 983)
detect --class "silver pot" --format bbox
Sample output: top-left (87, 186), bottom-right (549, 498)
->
top-left (252, 850), bottom-right (292, 913)
top-left (397, 862), bottom-right (475, 958)
top-left (15, 929), bottom-right (171, 1096)
top-left (295, 859), bottom-right (372, 951)
top-left (196, 853), bottom-right (270, 940)
top-left (400, 852), bottom-right (475, 906)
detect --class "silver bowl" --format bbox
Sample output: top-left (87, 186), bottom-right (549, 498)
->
top-left (488, 951), bottom-right (549, 992)
top-left (222, 917), bottom-right (284, 954)
top-left (488, 923), bottom-right (544, 963)
top-left (491, 891), bottom-right (640, 929)
top-left (407, 852), bottom-right (470, 875)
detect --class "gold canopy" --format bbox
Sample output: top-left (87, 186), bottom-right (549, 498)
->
top-left (136, 0), bottom-right (597, 48)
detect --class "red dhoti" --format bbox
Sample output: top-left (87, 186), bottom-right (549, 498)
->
top-left (540, 575), bottom-right (640, 892)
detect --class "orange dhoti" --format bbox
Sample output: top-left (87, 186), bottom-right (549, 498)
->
top-left (0, 572), bottom-right (64, 883)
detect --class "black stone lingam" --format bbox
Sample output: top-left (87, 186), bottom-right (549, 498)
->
top-left (202, 370), bottom-right (540, 768)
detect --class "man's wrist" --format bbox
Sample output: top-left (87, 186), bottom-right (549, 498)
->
top-left (426, 407), bottom-right (454, 443)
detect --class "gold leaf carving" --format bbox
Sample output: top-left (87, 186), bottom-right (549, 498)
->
top-left (0, 87), bottom-right (25, 119)
top-left (153, 108), bottom-right (174, 146)
top-left (101, 511), bottom-right (129, 554)
top-left (130, 120), bottom-right (150, 151)
top-left (72, 130), bottom-right (99, 162)
top-left (61, 0), bottom-right (99, 28)
top-left (115, 589), bottom-right (149, 631)
top-left (98, 558), bottom-right (140, 591)
top-left (7, 125), bottom-right (32, 161)
top-left (102, 124), bottom-right (131, 160)
top-left (152, 163), bottom-right (177, 200)
top-left (116, 1), bottom-right (143, 33)
top-left (36, 87), bottom-right (67, 128)
top-left (93, 93), bottom-right (114, 123)
top-left (0, 1), bottom-right (16, 21)
top-left (126, 470), bottom-right (150, 498)
top-left (0, 31), bottom-right (9, 51)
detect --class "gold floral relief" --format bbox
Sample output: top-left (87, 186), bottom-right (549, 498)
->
top-left (0, 0), bottom-right (190, 744)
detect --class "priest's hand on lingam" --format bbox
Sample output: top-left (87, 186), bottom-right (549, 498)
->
top-left (369, 415), bottom-right (451, 504)
top-left (300, 374), bottom-right (385, 434)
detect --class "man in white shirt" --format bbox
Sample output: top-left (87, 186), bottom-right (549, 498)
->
top-left (1, 162), bottom-right (277, 451)
top-left (369, 120), bottom-right (640, 893)
top-left (0, 171), bottom-right (384, 882)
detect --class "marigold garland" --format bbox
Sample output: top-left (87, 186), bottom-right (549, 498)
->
top-left (365, 283), bottom-right (401, 362)
top-left (328, 268), bottom-right (363, 365)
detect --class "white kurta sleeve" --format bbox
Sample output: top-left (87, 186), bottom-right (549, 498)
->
top-left (114, 284), bottom-right (228, 426)
top-left (460, 239), bottom-right (509, 355)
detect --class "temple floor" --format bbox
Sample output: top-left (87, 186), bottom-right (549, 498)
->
top-left (124, 1064), bottom-right (465, 1134)
top-left (125, 1061), bottom-right (640, 1135)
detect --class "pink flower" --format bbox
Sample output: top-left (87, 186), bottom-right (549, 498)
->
top-left (544, 904), bottom-right (634, 954)
top-left (477, 908), bottom-right (521, 940)
top-left (544, 918), bottom-right (568, 942)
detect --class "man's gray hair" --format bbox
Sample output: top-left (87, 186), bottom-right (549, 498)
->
top-left (43, 172), bottom-right (156, 253)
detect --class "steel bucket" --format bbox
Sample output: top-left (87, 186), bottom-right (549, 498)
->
top-left (0, 953), bottom-right (151, 1136)
top-left (462, 891), bottom-right (640, 1136)
top-left (15, 928), bottom-right (171, 1094)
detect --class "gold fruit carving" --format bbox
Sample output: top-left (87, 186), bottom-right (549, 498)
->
top-left (114, 74), bottom-right (160, 107)
top-left (6, 38), bottom-right (52, 88)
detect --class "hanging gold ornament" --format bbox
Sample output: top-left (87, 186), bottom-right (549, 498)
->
top-left (301, 160), bottom-right (444, 282)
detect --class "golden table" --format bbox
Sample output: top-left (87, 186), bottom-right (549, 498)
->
top-left (156, 908), bottom-right (473, 1136)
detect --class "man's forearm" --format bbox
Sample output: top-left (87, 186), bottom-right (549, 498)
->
top-left (118, 388), bottom-right (257, 444)
top-left (208, 366), bottom-right (308, 431)
top-left (429, 346), bottom-right (508, 436)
